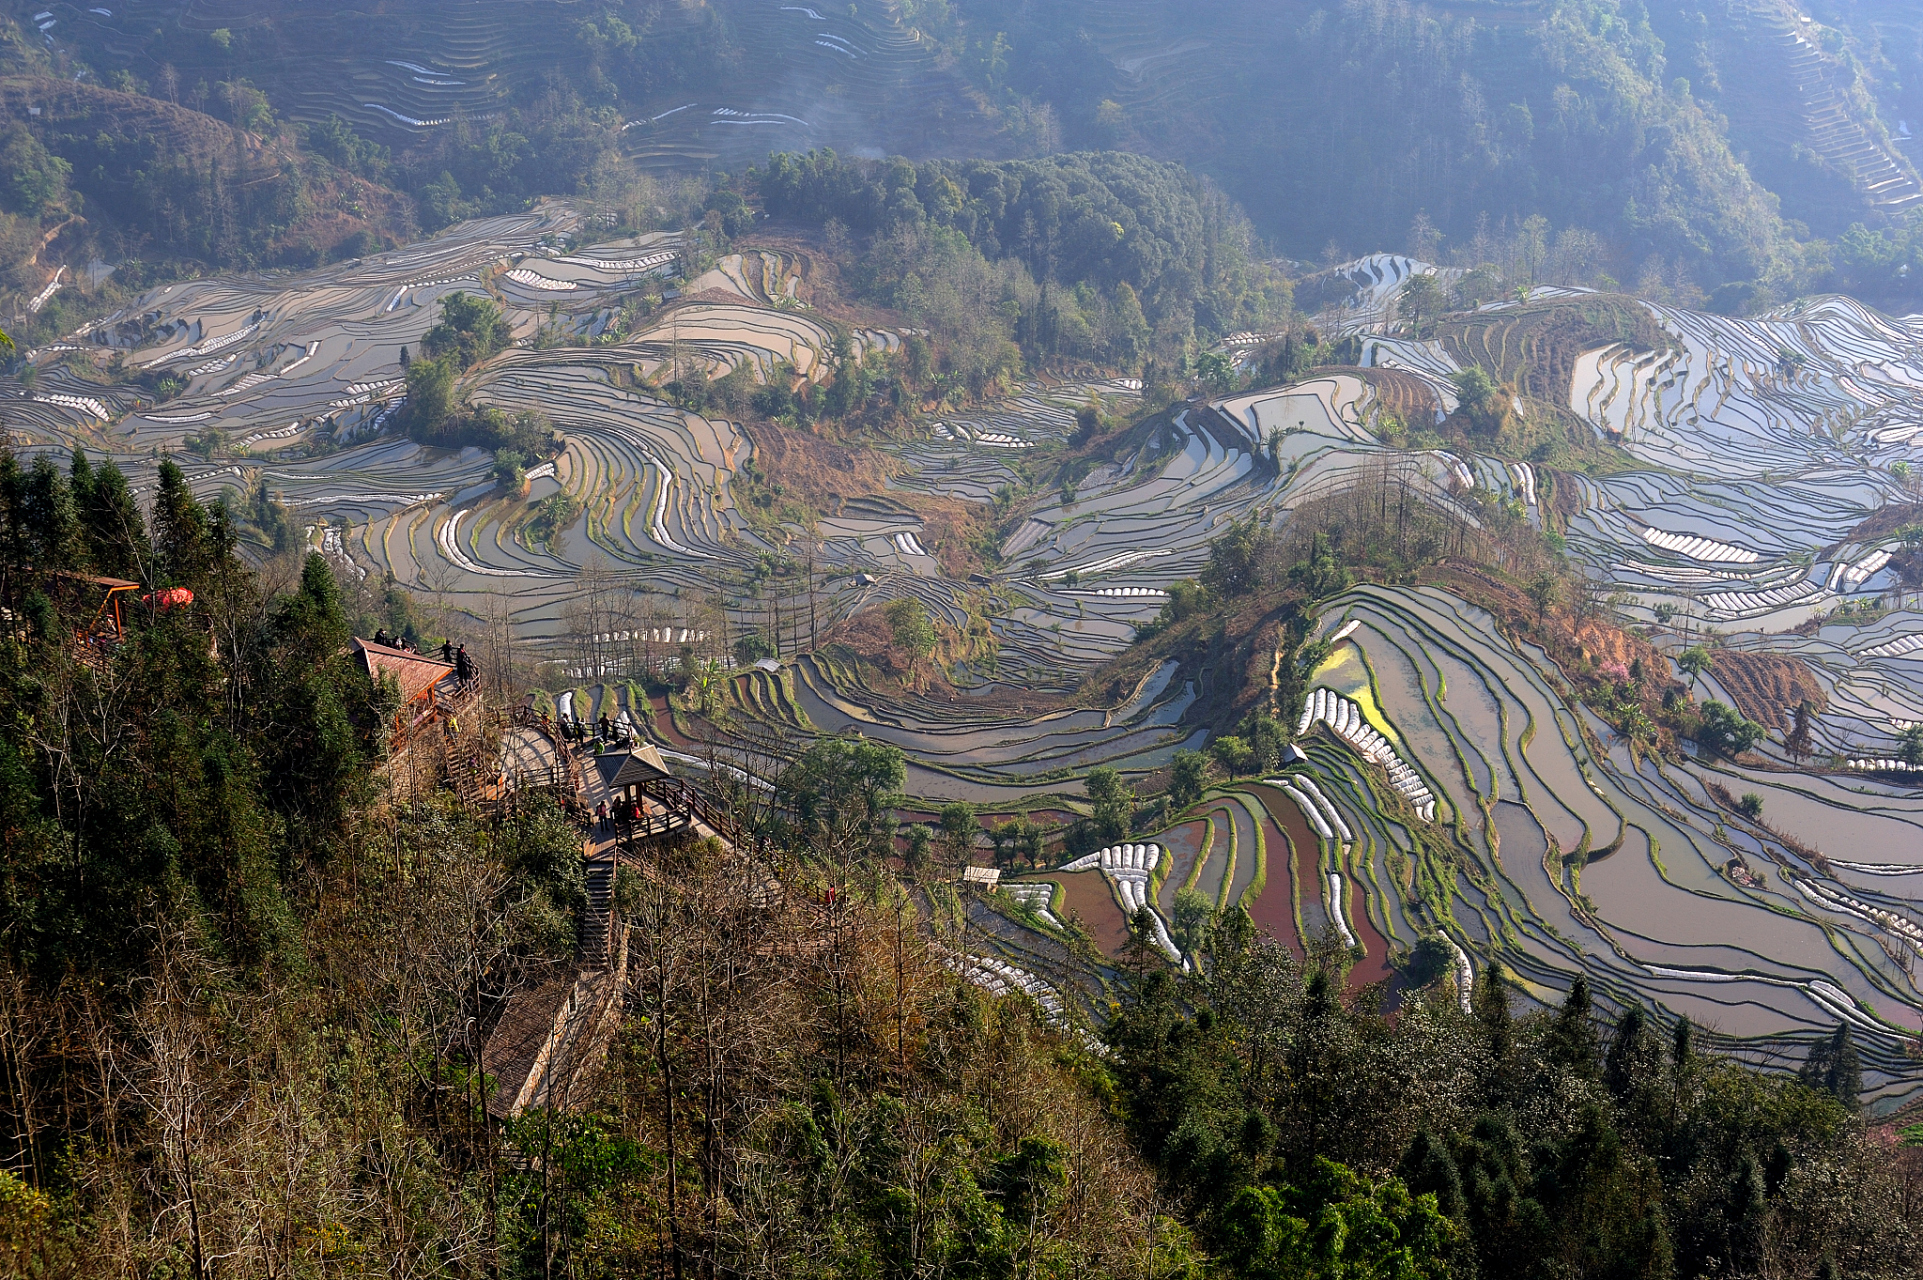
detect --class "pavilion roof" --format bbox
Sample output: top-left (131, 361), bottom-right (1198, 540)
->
top-left (593, 742), bottom-right (673, 790)
top-left (351, 638), bottom-right (456, 705)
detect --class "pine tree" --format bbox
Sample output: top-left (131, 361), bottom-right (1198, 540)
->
top-left (1800, 1024), bottom-right (1861, 1110)
top-left (152, 460), bottom-right (214, 589)
top-left (21, 455), bottom-right (78, 572)
top-left (1544, 974), bottom-right (1599, 1078)
top-left (1473, 960), bottom-right (1513, 1106)
top-left (1605, 1005), bottom-right (1656, 1098)
top-left (77, 458), bottom-right (147, 580)
top-left (1397, 1128), bottom-right (1465, 1219)
top-left (1725, 1153), bottom-right (1767, 1274)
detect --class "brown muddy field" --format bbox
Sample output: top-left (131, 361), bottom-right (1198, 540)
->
top-left (1155, 818), bottom-right (1209, 915)
top-left (1246, 785), bottom-right (1314, 959)
top-left (1016, 869), bottom-right (1129, 956)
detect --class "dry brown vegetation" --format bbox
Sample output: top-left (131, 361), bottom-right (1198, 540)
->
top-left (1352, 366), bottom-right (1443, 423)
top-left (1845, 500), bottom-right (1923, 544)
top-left (1710, 650), bottom-right (1828, 734)
top-left (744, 421), bottom-right (992, 576)
top-left (746, 419), bottom-right (904, 509)
top-left (0, 797), bottom-right (1174, 1278)
top-left (1434, 295), bottom-right (1672, 403)
top-left (739, 233), bottom-right (850, 316)
top-left (819, 606), bottom-right (935, 686)
top-left (1071, 462), bottom-right (1696, 762)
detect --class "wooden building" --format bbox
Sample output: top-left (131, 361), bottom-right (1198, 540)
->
top-left (351, 638), bottom-right (470, 747)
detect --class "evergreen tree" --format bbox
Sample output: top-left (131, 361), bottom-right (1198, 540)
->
top-left (1396, 1128), bottom-right (1465, 1220)
top-left (1544, 973), bottom-right (1600, 1079)
top-left (1472, 960), bottom-right (1518, 1110)
top-left (938, 802), bottom-right (979, 870)
top-left (775, 734), bottom-right (906, 861)
top-left (1723, 1153), bottom-right (1768, 1275)
top-left (1168, 749), bottom-right (1206, 811)
top-left (20, 455), bottom-right (77, 572)
top-left (0, 450), bottom-right (26, 592)
top-left (1800, 1024), bottom-right (1862, 1110)
top-left (66, 446), bottom-right (92, 517)
top-left (1085, 765), bottom-right (1133, 842)
top-left (76, 457), bottom-right (147, 580)
top-left (152, 459), bottom-right (215, 589)
top-left (1604, 1005), bottom-right (1659, 1098)
top-left (1456, 1113), bottom-right (1547, 1276)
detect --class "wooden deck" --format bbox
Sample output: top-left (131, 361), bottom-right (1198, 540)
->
top-left (482, 718), bottom-right (775, 1118)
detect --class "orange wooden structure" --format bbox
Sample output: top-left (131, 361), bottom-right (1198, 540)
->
top-left (351, 637), bottom-right (473, 747)
top-left (51, 571), bottom-right (140, 643)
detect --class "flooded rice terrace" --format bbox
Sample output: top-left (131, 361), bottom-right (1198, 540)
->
top-left (15, 218), bottom-right (1923, 1109)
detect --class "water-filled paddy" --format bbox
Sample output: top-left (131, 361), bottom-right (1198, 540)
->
top-left (18, 206), bottom-right (1923, 1106)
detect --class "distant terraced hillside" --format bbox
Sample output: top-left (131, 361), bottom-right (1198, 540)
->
top-left (953, 0), bottom-right (1914, 295)
top-left (18, 0), bottom-right (998, 167)
top-left (19, 0), bottom-right (1923, 300)
top-left (1657, 0), bottom-right (1923, 229)
top-left (0, 70), bottom-right (417, 333)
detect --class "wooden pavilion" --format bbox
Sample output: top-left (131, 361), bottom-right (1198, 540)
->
top-left (592, 741), bottom-right (673, 801)
top-left (51, 571), bottom-right (140, 643)
top-left (351, 638), bottom-right (469, 747)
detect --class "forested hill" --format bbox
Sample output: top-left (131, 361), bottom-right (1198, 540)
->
top-left (13, 0), bottom-right (1923, 312)
top-left (12, 0), bottom-right (1923, 311)
top-left (756, 150), bottom-right (1292, 371)
top-left (947, 0), bottom-right (1826, 298)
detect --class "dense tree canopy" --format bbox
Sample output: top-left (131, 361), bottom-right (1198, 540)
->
top-left (1106, 916), bottom-right (1906, 1280)
top-left (757, 150), bottom-right (1290, 373)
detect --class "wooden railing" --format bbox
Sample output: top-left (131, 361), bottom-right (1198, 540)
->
top-left (596, 775), bottom-right (765, 858)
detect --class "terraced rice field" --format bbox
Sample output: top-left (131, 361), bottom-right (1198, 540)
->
top-left (15, 219), bottom-right (1923, 1108)
top-left (38, 0), bottom-right (990, 175)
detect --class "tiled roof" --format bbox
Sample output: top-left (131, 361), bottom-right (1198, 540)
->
top-left (351, 638), bottom-right (455, 704)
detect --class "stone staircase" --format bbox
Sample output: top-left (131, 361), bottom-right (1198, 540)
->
top-left (1746, 1), bottom-right (1923, 212)
top-left (579, 853), bottom-right (617, 964)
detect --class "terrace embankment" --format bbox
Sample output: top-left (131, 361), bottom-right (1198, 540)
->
top-left (1434, 295), bottom-right (1675, 402)
top-left (1348, 367), bottom-right (1442, 425)
top-left (1426, 562), bottom-right (1687, 745)
top-left (815, 608), bottom-right (1080, 717)
top-left (1049, 869), bottom-right (1131, 956)
top-left (1086, 544), bottom-right (1689, 780)
top-left (1710, 651), bottom-right (1828, 735)
top-left (817, 609), bottom-right (944, 691)
top-left (743, 421), bottom-right (992, 575)
top-left (737, 234), bottom-right (868, 324)
top-left (1244, 785), bottom-right (1311, 961)
top-left (1845, 501), bottom-right (1923, 544)
top-left (1423, 296), bottom-right (1660, 464)
top-left (1075, 598), bottom-right (1288, 733)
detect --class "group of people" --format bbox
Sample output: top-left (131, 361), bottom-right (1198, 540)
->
top-left (370, 630), bottom-right (476, 684)
top-left (554, 711), bottom-right (627, 748)
top-left (370, 628), bottom-right (419, 654)
top-left (594, 795), bottom-right (651, 837)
